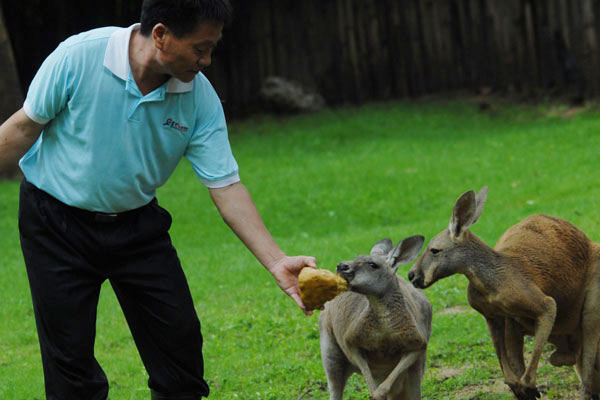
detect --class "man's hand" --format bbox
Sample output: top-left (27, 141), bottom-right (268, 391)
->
top-left (268, 255), bottom-right (317, 315)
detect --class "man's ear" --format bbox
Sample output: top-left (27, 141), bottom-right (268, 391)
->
top-left (152, 23), bottom-right (169, 50)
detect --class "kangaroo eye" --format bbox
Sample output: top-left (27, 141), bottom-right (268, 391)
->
top-left (368, 262), bottom-right (379, 269)
top-left (430, 248), bottom-right (441, 255)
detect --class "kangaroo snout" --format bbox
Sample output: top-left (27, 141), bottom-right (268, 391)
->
top-left (336, 263), bottom-right (353, 282)
top-left (413, 278), bottom-right (425, 289)
top-left (336, 262), bottom-right (349, 273)
top-left (408, 270), bottom-right (425, 289)
top-left (408, 262), bottom-right (425, 288)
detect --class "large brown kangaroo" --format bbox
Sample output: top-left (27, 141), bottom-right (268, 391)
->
top-left (408, 187), bottom-right (600, 400)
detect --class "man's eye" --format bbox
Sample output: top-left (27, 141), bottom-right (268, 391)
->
top-left (195, 45), bottom-right (216, 56)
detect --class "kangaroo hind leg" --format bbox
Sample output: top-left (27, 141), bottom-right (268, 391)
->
top-left (320, 330), bottom-right (353, 400)
top-left (576, 283), bottom-right (600, 400)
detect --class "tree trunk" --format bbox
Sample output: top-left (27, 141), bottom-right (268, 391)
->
top-left (0, 5), bottom-right (24, 180)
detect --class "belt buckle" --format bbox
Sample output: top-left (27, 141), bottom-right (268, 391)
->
top-left (94, 213), bottom-right (119, 223)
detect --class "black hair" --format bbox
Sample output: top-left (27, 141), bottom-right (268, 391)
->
top-left (140, 0), bottom-right (233, 38)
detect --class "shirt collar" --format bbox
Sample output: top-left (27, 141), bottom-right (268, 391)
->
top-left (103, 23), bottom-right (194, 94)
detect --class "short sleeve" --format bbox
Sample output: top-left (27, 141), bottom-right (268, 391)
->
top-left (24, 42), bottom-right (72, 124)
top-left (184, 90), bottom-right (239, 188)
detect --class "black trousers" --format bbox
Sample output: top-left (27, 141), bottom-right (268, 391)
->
top-left (18, 179), bottom-right (209, 399)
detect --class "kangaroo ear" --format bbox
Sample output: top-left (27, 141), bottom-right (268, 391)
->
top-left (370, 238), bottom-right (393, 256)
top-left (388, 235), bottom-right (425, 270)
top-left (472, 186), bottom-right (488, 225)
top-left (449, 190), bottom-right (478, 240)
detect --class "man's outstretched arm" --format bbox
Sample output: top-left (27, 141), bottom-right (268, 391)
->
top-left (209, 181), bottom-right (317, 315)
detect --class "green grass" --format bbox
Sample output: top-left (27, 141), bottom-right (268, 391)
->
top-left (1, 99), bottom-right (597, 399)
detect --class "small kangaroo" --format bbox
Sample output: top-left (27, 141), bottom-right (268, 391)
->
top-left (319, 235), bottom-right (432, 400)
top-left (408, 187), bottom-right (600, 400)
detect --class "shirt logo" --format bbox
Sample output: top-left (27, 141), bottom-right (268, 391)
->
top-left (163, 118), bottom-right (189, 133)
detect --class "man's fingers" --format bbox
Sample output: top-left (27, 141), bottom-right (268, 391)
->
top-left (290, 292), bottom-right (312, 316)
top-left (305, 256), bottom-right (317, 268)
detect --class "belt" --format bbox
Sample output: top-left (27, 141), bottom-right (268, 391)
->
top-left (91, 212), bottom-right (120, 223)
top-left (24, 179), bottom-right (155, 224)
top-left (65, 199), bottom-right (156, 224)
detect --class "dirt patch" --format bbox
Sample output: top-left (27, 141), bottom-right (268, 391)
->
top-left (451, 377), bottom-right (507, 398)
top-left (436, 366), bottom-right (464, 381)
top-left (436, 305), bottom-right (472, 315)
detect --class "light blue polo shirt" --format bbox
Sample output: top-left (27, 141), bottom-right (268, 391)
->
top-left (21, 24), bottom-right (240, 213)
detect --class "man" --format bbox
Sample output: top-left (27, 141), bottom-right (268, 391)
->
top-left (0, 0), bottom-right (317, 399)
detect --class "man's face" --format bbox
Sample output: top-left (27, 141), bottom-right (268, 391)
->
top-left (154, 21), bottom-right (224, 82)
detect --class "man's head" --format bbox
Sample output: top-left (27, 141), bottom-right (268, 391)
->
top-left (140, 0), bottom-right (233, 38)
top-left (139, 0), bottom-right (232, 82)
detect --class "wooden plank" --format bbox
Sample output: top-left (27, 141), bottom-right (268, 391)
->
top-left (524, 0), bottom-right (540, 90)
top-left (345, 0), bottom-right (363, 102)
top-left (406, 0), bottom-right (426, 95)
top-left (506, 0), bottom-right (525, 93)
top-left (384, 0), bottom-right (409, 97)
top-left (454, 0), bottom-right (472, 89)
top-left (446, 0), bottom-right (467, 90)
top-left (334, 0), bottom-right (351, 102)
top-left (470, 0), bottom-right (486, 89)
top-left (486, 0), bottom-right (503, 90)
top-left (353, 1), bottom-right (369, 99)
top-left (593, 0), bottom-right (600, 93)
top-left (582, 0), bottom-right (599, 93)
top-left (0, 4), bottom-right (24, 142)
top-left (434, 0), bottom-right (453, 90)
top-left (532, 1), bottom-right (551, 90)
top-left (428, 0), bottom-right (444, 90)
top-left (546, 0), bottom-right (563, 89)
top-left (369, 0), bottom-right (393, 99)
top-left (417, 0), bottom-right (435, 92)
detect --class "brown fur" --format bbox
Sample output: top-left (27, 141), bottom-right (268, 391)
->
top-left (408, 188), bottom-right (600, 400)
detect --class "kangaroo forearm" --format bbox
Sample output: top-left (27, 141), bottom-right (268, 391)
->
top-left (375, 350), bottom-right (423, 396)
top-left (346, 348), bottom-right (377, 392)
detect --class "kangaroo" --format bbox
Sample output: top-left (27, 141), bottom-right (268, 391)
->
top-left (408, 187), bottom-right (600, 400)
top-left (319, 235), bottom-right (432, 400)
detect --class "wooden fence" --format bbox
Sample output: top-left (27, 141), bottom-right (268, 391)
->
top-left (3, 0), bottom-right (600, 117)
top-left (206, 0), bottom-right (599, 116)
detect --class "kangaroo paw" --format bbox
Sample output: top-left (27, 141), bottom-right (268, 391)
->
top-left (509, 384), bottom-right (540, 400)
top-left (521, 386), bottom-right (541, 400)
top-left (580, 392), bottom-right (600, 400)
top-left (585, 392), bottom-right (599, 400)
top-left (369, 392), bottom-right (386, 400)
top-left (507, 382), bottom-right (521, 398)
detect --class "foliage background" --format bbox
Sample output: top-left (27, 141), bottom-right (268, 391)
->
top-left (2, 0), bottom-right (599, 118)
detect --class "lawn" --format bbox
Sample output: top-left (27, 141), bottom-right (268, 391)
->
top-left (0, 99), bottom-right (598, 399)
